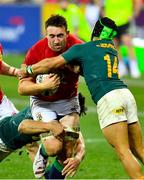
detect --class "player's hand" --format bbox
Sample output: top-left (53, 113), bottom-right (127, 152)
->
top-left (19, 64), bottom-right (28, 79)
top-left (14, 68), bottom-right (21, 78)
top-left (62, 157), bottom-right (81, 177)
top-left (50, 121), bottom-right (65, 141)
top-left (42, 74), bottom-right (60, 91)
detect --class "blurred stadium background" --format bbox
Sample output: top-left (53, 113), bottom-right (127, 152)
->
top-left (0, 0), bottom-right (144, 179)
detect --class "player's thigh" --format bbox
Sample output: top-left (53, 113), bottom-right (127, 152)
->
top-left (60, 112), bottom-right (80, 130)
top-left (126, 89), bottom-right (139, 124)
top-left (31, 96), bottom-right (80, 122)
top-left (31, 106), bottom-right (57, 122)
top-left (59, 114), bottom-right (79, 160)
top-left (102, 121), bottom-right (129, 150)
top-left (60, 113), bottom-right (80, 144)
top-left (128, 122), bottom-right (143, 152)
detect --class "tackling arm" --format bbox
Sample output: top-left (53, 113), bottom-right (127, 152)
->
top-left (32, 55), bottom-right (66, 75)
top-left (0, 61), bottom-right (20, 77)
top-left (18, 120), bottom-right (64, 137)
top-left (20, 55), bottom-right (66, 78)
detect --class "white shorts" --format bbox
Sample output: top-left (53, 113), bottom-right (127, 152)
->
top-left (0, 95), bottom-right (19, 121)
top-left (0, 138), bottom-right (13, 162)
top-left (30, 96), bottom-right (80, 122)
top-left (97, 88), bottom-right (138, 129)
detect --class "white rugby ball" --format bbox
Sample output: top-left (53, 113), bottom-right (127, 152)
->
top-left (36, 74), bottom-right (58, 96)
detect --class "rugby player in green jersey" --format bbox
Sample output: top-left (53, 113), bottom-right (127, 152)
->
top-left (0, 106), bottom-right (85, 179)
top-left (0, 107), bottom-right (64, 162)
top-left (22, 17), bottom-right (144, 179)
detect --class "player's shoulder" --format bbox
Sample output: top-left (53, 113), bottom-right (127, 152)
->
top-left (26, 38), bottom-right (47, 57)
top-left (31, 38), bottom-right (47, 51)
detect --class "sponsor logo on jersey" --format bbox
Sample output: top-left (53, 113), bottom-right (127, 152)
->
top-left (96, 43), bottom-right (116, 50)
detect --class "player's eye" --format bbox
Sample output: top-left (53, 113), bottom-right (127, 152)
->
top-left (57, 34), bottom-right (64, 38)
top-left (49, 35), bottom-right (55, 38)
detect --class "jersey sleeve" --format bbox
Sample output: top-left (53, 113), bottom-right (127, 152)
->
top-left (62, 44), bottom-right (82, 64)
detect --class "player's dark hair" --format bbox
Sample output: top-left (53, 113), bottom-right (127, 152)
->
top-left (91, 17), bottom-right (118, 40)
top-left (45, 14), bottom-right (68, 31)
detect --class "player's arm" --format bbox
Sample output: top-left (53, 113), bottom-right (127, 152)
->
top-left (74, 132), bottom-right (85, 163)
top-left (20, 55), bottom-right (67, 78)
top-left (0, 43), bottom-right (20, 77)
top-left (0, 61), bottom-right (20, 77)
top-left (18, 74), bottom-right (60, 96)
top-left (62, 132), bottom-right (85, 177)
top-left (18, 76), bottom-right (46, 95)
top-left (33, 55), bottom-right (66, 75)
top-left (18, 119), bottom-right (64, 137)
top-left (20, 45), bottom-right (81, 78)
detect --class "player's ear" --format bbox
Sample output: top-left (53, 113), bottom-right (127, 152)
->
top-left (66, 30), bottom-right (70, 35)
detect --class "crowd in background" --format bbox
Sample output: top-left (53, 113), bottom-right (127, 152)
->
top-left (0, 0), bottom-right (144, 77)
top-left (0, 0), bottom-right (143, 39)
top-left (0, 0), bottom-right (143, 38)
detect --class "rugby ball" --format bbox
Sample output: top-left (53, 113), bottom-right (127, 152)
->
top-left (36, 74), bottom-right (58, 96)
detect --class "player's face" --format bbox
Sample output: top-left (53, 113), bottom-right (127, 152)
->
top-left (46, 26), bottom-right (68, 52)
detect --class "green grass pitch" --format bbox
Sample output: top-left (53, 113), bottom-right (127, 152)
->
top-left (0, 54), bottom-right (144, 179)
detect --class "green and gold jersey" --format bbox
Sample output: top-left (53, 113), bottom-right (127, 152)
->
top-left (0, 107), bottom-right (38, 150)
top-left (62, 39), bottom-right (127, 104)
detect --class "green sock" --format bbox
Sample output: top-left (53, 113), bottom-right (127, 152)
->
top-left (48, 159), bottom-right (65, 179)
top-left (40, 144), bottom-right (48, 158)
top-left (44, 164), bottom-right (52, 179)
top-left (53, 159), bottom-right (64, 172)
top-left (45, 163), bottom-right (52, 173)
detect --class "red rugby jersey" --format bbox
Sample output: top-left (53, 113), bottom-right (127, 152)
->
top-left (0, 44), bottom-right (4, 103)
top-left (24, 34), bottom-right (83, 101)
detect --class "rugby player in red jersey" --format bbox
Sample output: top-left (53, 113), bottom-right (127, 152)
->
top-left (18, 15), bottom-right (85, 179)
